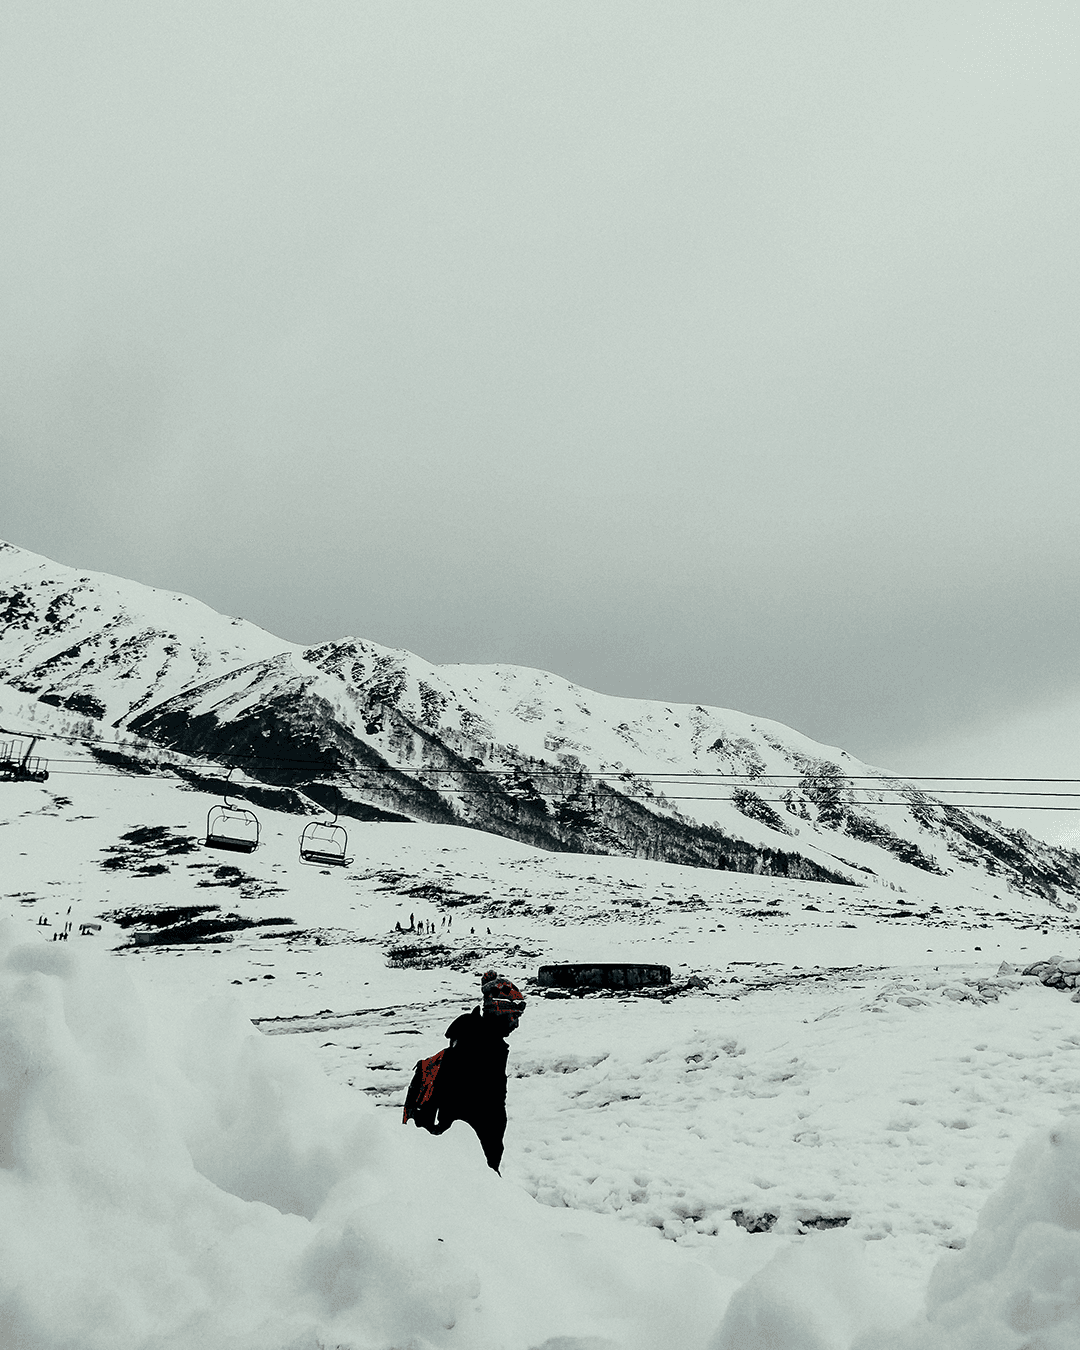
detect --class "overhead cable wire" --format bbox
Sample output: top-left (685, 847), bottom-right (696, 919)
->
top-left (4, 722), bottom-right (1080, 782)
top-left (28, 766), bottom-right (1080, 810)
top-left (18, 751), bottom-right (1080, 786)
top-left (7, 725), bottom-right (1080, 813)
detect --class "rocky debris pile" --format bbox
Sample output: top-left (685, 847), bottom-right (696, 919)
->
top-left (873, 966), bottom-right (1023, 1009)
top-left (1021, 955), bottom-right (1080, 1000)
top-left (730, 1209), bottom-right (849, 1235)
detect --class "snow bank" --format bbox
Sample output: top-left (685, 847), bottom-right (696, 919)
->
top-left (708, 1112), bottom-right (1080, 1350)
top-left (708, 1229), bottom-right (909, 1350)
top-left (856, 1117), bottom-right (1080, 1349)
top-left (0, 921), bottom-right (727, 1350)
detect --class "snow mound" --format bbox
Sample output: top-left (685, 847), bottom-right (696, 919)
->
top-left (708, 1229), bottom-right (908, 1350)
top-left (708, 1110), bottom-right (1080, 1350)
top-left (0, 921), bottom-right (726, 1350)
top-left (858, 1117), bottom-right (1080, 1349)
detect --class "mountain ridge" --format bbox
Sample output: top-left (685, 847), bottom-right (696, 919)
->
top-left (3, 537), bottom-right (1079, 905)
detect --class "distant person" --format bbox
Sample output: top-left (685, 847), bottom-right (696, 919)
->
top-left (430, 971), bottom-right (526, 1172)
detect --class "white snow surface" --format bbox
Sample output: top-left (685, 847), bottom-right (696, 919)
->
top-left (4, 762), bottom-right (1080, 1347)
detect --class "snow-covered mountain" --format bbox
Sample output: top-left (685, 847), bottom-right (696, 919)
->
top-left (3, 537), bottom-right (1078, 903)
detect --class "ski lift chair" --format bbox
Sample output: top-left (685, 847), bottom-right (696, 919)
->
top-left (299, 813), bottom-right (351, 867)
top-left (0, 737), bottom-right (49, 783)
top-left (205, 774), bottom-right (260, 854)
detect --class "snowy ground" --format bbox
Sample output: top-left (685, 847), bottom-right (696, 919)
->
top-left (4, 758), bottom-right (1080, 1347)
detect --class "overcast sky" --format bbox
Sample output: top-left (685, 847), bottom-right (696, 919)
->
top-left (3, 0), bottom-right (1080, 807)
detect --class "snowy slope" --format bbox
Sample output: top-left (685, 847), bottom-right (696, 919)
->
top-left (0, 539), bottom-right (294, 725)
top-left (3, 537), bottom-right (1080, 906)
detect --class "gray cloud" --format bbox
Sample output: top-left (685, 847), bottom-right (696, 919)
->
top-left (2, 0), bottom-right (1079, 781)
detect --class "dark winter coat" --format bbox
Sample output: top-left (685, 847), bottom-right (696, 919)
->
top-left (433, 1005), bottom-right (511, 1170)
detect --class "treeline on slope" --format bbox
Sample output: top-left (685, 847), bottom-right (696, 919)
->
top-left (126, 686), bottom-right (852, 885)
top-left (786, 758), bottom-right (1080, 903)
top-left (936, 803), bottom-right (1080, 905)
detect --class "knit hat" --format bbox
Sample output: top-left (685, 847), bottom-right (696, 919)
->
top-left (480, 970), bottom-right (526, 1029)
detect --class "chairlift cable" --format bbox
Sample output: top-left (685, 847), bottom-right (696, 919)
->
top-left (6, 722), bottom-right (1080, 783)
top-left (28, 755), bottom-right (1080, 787)
top-left (8, 726), bottom-right (1080, 813)
top-left (24, 765), bottom-right (1080, 811)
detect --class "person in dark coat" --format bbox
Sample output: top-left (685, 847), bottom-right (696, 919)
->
top-left (432, 970), bottom-right (526, 1172)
